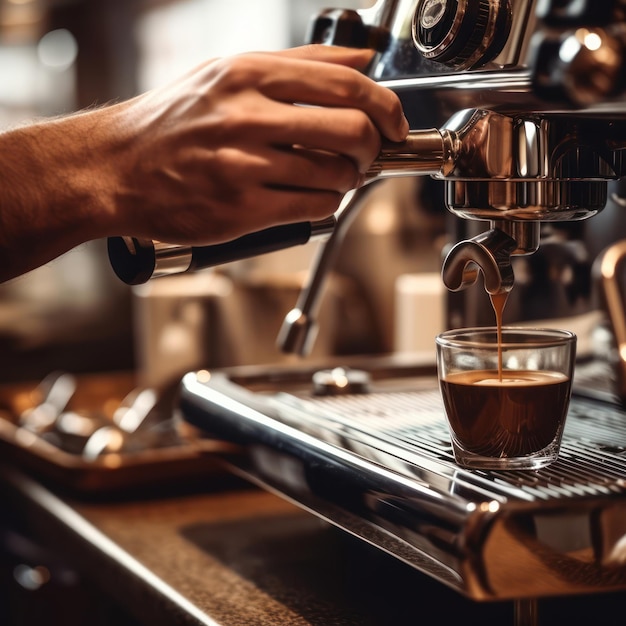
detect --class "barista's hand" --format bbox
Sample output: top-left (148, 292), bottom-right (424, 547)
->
top-left (0, 44), bottom-right (408, 281)
top-left (104, 44), bottom-right (408, 242)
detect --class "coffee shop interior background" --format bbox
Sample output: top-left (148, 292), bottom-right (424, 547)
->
top-left (0, 0), bottom-right (448, 384)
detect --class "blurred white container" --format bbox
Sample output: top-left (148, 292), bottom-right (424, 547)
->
top-left (394, 273), bottom-right (446, 356)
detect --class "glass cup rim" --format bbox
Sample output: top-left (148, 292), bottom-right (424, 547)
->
top-left (435, 326), bottom-right (577, 349)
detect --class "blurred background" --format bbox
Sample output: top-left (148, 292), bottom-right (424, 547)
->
top-left (0, 0), bottom-right (447, 385)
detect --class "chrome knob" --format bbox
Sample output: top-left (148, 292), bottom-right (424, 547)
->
top-left (412, 0), bottom-right (512, 69)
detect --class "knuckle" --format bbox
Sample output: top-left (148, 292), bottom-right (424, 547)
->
top-left (213, 54), bottom-right (262, 91)
top-left (209, 148), bottom-right (245, 191)
top-left (335, 73), bottom-right (365, 103)
top-left (214, 108), bottom-right (249, 138)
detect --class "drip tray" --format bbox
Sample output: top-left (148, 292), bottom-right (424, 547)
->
top-left (179, 355), bottom-right (626, 602)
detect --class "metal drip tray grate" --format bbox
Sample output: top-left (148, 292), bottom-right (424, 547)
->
top-left (179, 359), bottom-right (626, 601)
top-left (276, 390), bottom-right (626, 501)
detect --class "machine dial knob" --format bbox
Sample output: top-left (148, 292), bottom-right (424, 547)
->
top-left (412, 0), bottom-right (511, 69)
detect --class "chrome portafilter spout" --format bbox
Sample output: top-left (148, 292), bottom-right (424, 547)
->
top-left (441, 220), bottom-right (540, 297)
top-left (441, 228), bottom-right (518, 297)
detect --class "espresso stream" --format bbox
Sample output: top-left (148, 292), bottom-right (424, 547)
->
top-left (491, 291), bottom-right (508, 381)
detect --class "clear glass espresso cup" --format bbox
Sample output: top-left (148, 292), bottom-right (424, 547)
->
top-left (435, 327), bottom-right (577, 470)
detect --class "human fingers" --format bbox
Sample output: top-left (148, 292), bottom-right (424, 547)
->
top-left (133, 184), bottom-right (343, 244)
top-left (211, 50), bottom-right (408, 143)
top-left (252, 144), bottom-right (363, 192)
top-left (182, 143), bottom-right (361, 206)
top-left (116, 141), bottom-right (352, 243)
top-left (225, 185), bottom-right (345, 232)
top-left (274, 44), bottom-right (376, 70)
top-left (256, 103), bottom-right (382, 174)
top-left (255, 187), bottom-right (345, 227)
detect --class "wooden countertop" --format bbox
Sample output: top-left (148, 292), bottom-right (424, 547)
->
top-left (2, 466), bottom-right (626, 625)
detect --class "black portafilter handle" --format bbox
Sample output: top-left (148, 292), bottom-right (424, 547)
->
top-left (107, 216), bottom-right (336, 285)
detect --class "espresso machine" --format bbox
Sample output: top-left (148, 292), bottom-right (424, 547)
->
top-left (107, 1), bottom-right (626, 623)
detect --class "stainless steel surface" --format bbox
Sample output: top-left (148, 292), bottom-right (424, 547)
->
top-left (372, 109), bottom-right (624, 223)
top-left (366, 127), bottom-right (451, 177)
top-left (180, 358), bottom-right (626, 602)
top-left (152, 241), bottom-right (194, 278)
top-left (316, 0), bottom-right (536, 84)
top-left (18, 371), bottom-right (78, 434)
top-left (339, 0), bottom-right (618, 109)
top-left (594, 240), bottom-right (626, 403)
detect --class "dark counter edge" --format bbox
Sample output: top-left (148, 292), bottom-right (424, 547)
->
top-left (0, 466), bottom-right (218, 626)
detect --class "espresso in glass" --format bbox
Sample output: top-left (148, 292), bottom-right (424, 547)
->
top-left (436, 328), bottom-right (576, 470)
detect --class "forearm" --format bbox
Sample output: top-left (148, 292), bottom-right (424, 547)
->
top-left (0, 46), bottom-right (408, 284)
top-left (0, 111), bottom-right (118, 282)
